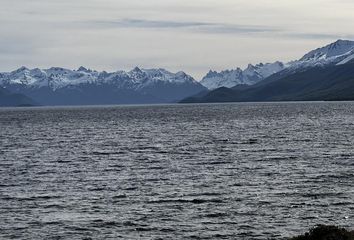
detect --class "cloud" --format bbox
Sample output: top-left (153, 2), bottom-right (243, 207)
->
top-left (82, 18), bottom-right (354, 40)
top-left (2, 0), bottom-right (354, 77)
top-left (88, 18), bottom-right (278, 35)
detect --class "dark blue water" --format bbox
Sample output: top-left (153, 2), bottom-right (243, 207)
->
top-left (0, 102), bottom-right (353, 239)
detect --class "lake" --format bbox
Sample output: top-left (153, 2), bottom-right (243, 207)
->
top-left (0, 102), bottom-right (353, 239)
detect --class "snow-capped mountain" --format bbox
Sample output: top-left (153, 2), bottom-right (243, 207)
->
top-left (0, 66), bottom-right (199, 91)
top-left (0, 67), bottom-right (206, 105)
top-left (300, 39), bottom-right (354, 62)
top-left (200, 62), bottom-right (285, 90)
top-left (200, 40), bottom-right (354, 90)
top-left (288, 39), bottom-right (354, 70)
top-left (0, 66), bottom-right (99, 90)
top-left (1, 39), bottom-right (354, 106)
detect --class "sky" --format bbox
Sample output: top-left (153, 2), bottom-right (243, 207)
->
top-left (1, 0), bottom-right (354, 79)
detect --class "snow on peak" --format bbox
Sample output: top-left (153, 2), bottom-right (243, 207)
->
top-left (77, 66), bottom-right (93, 73)
top-left (205, 70), bottom-right (219, 79)
top-left (280, 39), bottom-right (354, 72)
top-left (337, 52), bottom-right (354, 65)
top-left (14, 66), bottom-right (30, 73)
top-left (200, 68), bottom-right (244, 90)
top-left (200, 40), bottom-right (354, 90)
top-left (0, 67), bottom-right (199, 91)
top-left (244, 62), bottom-right (284, 78)
top-left (246, 64), bottom-right (256, 71)
top-left (300, 39), bottom-right (354, 61)
top-left (128, 67), bottom-right (148, 81)
top-left (130, 66), bottom-right (143, 73)
top-left (285, 40), bottom-right (353, 69)
top-left (200, 62), bottom-right (285, 90)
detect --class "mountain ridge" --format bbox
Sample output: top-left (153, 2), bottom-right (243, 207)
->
top-left (199, 39), bottom-right (354, 90)
top-left (181, 59), bottom-right (354, 103)
top-left (2, 39), bottom-right (354, 106)
top-left (0, 67), bottom-right (206, 105)
top-left (200, 61), bottom-right (285, 90)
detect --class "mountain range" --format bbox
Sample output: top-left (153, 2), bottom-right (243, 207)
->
top-left (0, 67), bottom-right (206, 106)
top-left (181, 39), bottom-right (354, 103)
top-left (200, 62), bottom-right (285, 90)
top-left (1, 39), bottom-right (354, 106)
top-left (200, 39), bottom-right (354, 90)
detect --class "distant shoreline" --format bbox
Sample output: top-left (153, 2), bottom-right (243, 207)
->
top-left (2, 100), bottom-right (354, 109)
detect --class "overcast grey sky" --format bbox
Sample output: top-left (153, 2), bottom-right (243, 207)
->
top-left (1, 0), bottom-right (354, 79)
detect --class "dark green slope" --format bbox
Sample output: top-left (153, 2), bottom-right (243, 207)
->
top-left (0, 87), bottom-right (36, 107)
top-left (181, 61), bottom-right (354, 103)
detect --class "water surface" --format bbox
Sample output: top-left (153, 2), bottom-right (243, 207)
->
top-left (0, 102), bottom-right (353, 239)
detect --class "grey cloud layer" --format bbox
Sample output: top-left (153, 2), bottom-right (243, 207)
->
top-left (1, 0), bottom-right (354, 78)
top-left (85, 18), bottom-right (350, 40)
top-left (93, 19), bottom-right (276, 34)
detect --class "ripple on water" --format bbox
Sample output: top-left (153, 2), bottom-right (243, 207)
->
top-left (0, 102), bottom-right (353, 239)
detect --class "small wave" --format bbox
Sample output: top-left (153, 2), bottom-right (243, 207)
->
top-left (91, 151), bottom-right (111, 156)
top-left (123, 187), bottom-right (138, 191)
top-left (4, 195), bottom-right (62, 201)
top-left (42, 204), bottom-right (66, 209)
top-left (88, 187), bottom-right (106, 191)
top-left (241, 138), bottom-right (259, 144)
top-left (301, 192), bottom-right (344, 199)
top-left (43, 221), bottom-right (62, 225)
top-left (135, 227), bottom-right (158, 232)
top-left (112, 194), bottom-right (127, 199)
top-left (36, 170), bottom-right (58, 175)
top-left (332, 201), bottom-right (353, 206)
top-left (148, 198), bottom-right (223, 204)
top-left (90, 220), bottom-right (121, 228)
top-left (192, 161), bottom-right (233, 165)
top-left (204, 212), bottom-right (228, 218)
top-left (186, 192), bottom-right (224, 197)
